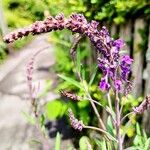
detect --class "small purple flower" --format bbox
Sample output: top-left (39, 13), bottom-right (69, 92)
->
top-left (99, 77), bottom-right (110, 91)
top-left (113, 39), bottom-right (124, 49)
top-left (121, 55), bottom-right (133, 81)
top-left (114, 80), bottom-right (122, 91)
top-left (121, 55), bottom-right (133, 65)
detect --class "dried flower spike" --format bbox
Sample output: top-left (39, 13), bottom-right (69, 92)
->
top-left (68, 108), bottom-right (84, 131)
top-left (133, 95), bottom-right (150, 114)
top-left (60, 90), bottom-right (78, 101)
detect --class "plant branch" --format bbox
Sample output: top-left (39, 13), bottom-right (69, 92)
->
top-left (84, 125), bottom-right (117, 142)
top-left (115, 91), bottom-right (123, 150)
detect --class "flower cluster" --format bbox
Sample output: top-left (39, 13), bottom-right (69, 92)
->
top-left (97, 33), bottom-right (133, 93)
top-left (3, 13), bottom-right (133, 93)
top-left (68, 108), bottom-right (83, 131)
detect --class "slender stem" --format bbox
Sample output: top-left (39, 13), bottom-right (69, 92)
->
top-left (80, 96), bottom-right (103, 107)
top-left (115, 91), bottom-right (123, 150)
top-left (121, 112), bottom-right (134, 123)
top-left (79, 96), bottom-right (115, 123)
top-left (122, 113), bottom-right (135, 143)
top-left (107, 89), bottom-right (113, 111)
top-left (73, 57), bottom-right (106, 130)
top-left (83, 81), bottom-right (106, 130)
top-left (106, 91), bottom-right (116, 125)
top-left (84, 125), bottom-right (117, 142)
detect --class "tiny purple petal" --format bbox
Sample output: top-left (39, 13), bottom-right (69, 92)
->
top-left (113, 39), bottom-right (125, 49)
top-left (121, 55), bottom-right (133, 65)
top-left (114, 80), bottom-right (122, 91)
top-left (99, 78), bottom-right (110, 91)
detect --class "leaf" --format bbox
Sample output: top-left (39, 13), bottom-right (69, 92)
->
top-left (40, 114), bottom-right (45, 126)
top-left (106, 116), bottom-right (114, 136)
top-left (89, 66), bottom-right (98, 86)
top-left (144, 138), bottom-right (150, 150)
top-left (58, 74), bottom-right (83, 90)
top-left (136, 123), bottom-right (141, 136)
top-left (76, 48), bottom-right (81, 74)
top-left (101, 140), bottom-right (107, 150)
top-left (22, 111), bottom-right (35, 125)
top-left (28, 138), bottom-right (42, 145)
top-left (55, 132), bottom-right (61, 150)
top-left (143, 130), bottom-right (148, 141)
top-left (81, 65), bottom-right (86, 81)
top-left (45, 100), bottom-right (67, 120)
top-left (79, 136), bottom-right (91, 150)
top-left (78, 108), bottom-right (90, 125)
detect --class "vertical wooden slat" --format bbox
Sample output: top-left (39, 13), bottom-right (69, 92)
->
top-left (0, 0), bottom-right (8, 35)
top-left (143, 24), bottom-right (150, 134)
top-left (119, 21), bottom-right (132, 54)
top-left (145, 24), bottom-right (150, 95)
top-left (110, 24), bottom-right (117, 37)
top-left (132, 19), bottom-right (145, 98)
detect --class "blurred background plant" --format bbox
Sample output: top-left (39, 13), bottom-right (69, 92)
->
top-left (1, 0), bottom-right (150, 149)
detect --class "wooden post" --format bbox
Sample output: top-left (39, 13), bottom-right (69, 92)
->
top-left (132, 19), bottom-right (145, 98)
top-left (0, 0), bottom-right (14, 54)
top-left (0, 0), bottom-right (8, 35)
top-left (143, 24), bottom-right (150, 134)
top-left (119, 21), bottom-right (132, 55)
top-left (110, 24), bottom-right (117, 37)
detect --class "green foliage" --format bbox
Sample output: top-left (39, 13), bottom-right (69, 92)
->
top-left (55, 132), bottom-right (61, 150)
top-left (121, 95), bottom-right (143, 114)
top-left (0, 40), bottom-right (7, 63)
top-left (126, 123), bottom-right (150, 150)
top-left (106, 116), bottom-right (114, 137)
top-left (94, 137), bottom-right (114, 150)
top-left (79, 136), bottom-right (92, 150)
top-left (45, 100), bottom-right (67, 120)
top-left (58, 74), bottom-right (83, 90)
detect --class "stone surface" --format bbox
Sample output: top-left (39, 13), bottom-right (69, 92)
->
top-left (0, 34), bottom-right (72, 150)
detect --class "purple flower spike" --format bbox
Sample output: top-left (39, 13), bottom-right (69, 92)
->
top-left (99, 78), bottom-right (110, 91)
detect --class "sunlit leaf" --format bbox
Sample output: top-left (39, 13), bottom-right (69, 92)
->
top-left (55, 132), bottom-right (61, 150)
top-left (106, 116), bottom-right (114, 136)
top-left (45, 100), bottom-right (67, 120)
top-left (58, 74), bottom-right (83, 90)
top-left (22, 111), bottom-right (35, 125)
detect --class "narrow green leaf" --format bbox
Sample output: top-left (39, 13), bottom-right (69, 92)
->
top-left (79, 136), bottom-right (91, 150)
top-left (58, 74), bottom-right (83, 89)
top-left (22, 111), bottom-right (35, 125)
top-left (89, 66), bottom-right (98, 86)
top-left (81, 65), bottom-right (86, 80)
top-left (106, 116), bottom-right (114, 136)
top-left (28, 138), bottom-right (42, 145)
top-left (102, 140), bottom-right (107, 150)
top-left (144, 138), bottom-right (150, 150)
top-left (76, 48), bottom-right (81, 74)
top-left (136, 123), bottom-right (141, 136)
top-left (55, 132), bottom-right (61, 150)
